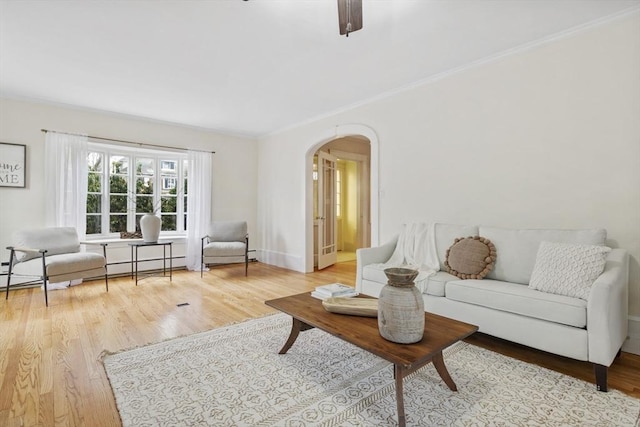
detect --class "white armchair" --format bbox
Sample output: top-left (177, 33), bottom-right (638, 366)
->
top-left (201, 221), bottom-right (249, 277)
top-left (5, 227), bottom-right (108, 306)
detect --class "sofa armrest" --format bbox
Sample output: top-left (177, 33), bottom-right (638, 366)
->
top-left (355, 235), bottom-right (398, 292)
top-left (587, 248), bottom-right (629, 366)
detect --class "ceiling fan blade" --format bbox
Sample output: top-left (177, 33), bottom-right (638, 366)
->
top-left (337, 0), bottom-right (363, 36)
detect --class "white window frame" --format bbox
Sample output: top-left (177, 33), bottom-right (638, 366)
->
top-left (86, 141), bottom-right (188, 239)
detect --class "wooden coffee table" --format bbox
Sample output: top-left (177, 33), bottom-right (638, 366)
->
top-left (265, 292), bottom-right (478, 427)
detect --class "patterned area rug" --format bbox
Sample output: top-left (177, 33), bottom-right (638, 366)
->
top-left (102, 313), bottom-right (640, 426)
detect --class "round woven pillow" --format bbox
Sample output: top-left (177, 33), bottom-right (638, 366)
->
top-left (444, 236), bottom-right (497, 280)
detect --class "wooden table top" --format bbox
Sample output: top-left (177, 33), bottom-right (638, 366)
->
top-left (266, 292), bottom-right (478, 368)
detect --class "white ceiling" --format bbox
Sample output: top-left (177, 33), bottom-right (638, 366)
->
top-left (1, 0), bottom-right (638, 137)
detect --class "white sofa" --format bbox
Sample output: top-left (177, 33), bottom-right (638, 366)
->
top-left (356, 224), bottom-right (629, 392)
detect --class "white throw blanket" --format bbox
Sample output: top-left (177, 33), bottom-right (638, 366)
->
top-left (375, 222), bottom-right (439, 292)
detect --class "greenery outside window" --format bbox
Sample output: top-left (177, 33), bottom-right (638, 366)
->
top-left (86, 143), bottom-right (188, 237)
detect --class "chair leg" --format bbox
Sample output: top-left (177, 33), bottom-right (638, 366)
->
top-left (245, 236), bottom-right (249, 276)
top-left (4, 271), bottom-right (9, 301)
top-left (103, 243), bottom-right (109, 292)
top-left (5, 248), bottom-right (15, 300)
top-left (245, 253), bottom-right (248, 276)
top-left (43, 281), bottom-right (49, 307)
top-left (41, 253), bottom-right (48, 307)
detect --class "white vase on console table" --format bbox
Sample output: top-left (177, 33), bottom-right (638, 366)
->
top-left (140, 214), bottom-right (161, 243)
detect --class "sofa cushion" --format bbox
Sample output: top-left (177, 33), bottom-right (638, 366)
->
top-left (12, 227), bottom-right (81, 262)
top-left (362, 264), bottom-right (457, 296)
top-left (478, 227), bottom-right (606, 284)
top-left (528, 241), bottom-right (611, 300)
top-left (13, 252), bottom-right (106, 280)
top-left (203, 241), bottom-right (246, 257)
top-left (445, 279), bottom-right (587, 328)
top-left (434, 223), bottom-right (479, 269)
top-left (445, 236), bottom-right (496, 279)
top-left (424, 271), bottom-right (459, 297)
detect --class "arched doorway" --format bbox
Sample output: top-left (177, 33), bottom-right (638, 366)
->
top-left (313, 137), bottom-right (370, 269)
top-left (304, 124), bottom-right (379, 273)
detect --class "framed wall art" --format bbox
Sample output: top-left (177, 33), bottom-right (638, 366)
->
top-left (0, 142), bottom-right (26, 188)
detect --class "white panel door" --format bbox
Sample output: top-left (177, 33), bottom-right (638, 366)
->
top-left (317, 151), bottom-right (337, 270)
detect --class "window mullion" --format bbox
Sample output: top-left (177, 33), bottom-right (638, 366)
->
top-left (177, 173), bottom-right (181, 232)
top-left (155, 155), bottom-right (161, 217)
top-left (128, 153), bottom-right (135, 233)
top-left (102, 160), bottom-right (109, 237)
top-left (176, 159), bottom-right (183, 233)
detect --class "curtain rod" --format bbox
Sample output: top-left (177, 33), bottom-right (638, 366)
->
top-left (41, 129), bottom-right (215, 154)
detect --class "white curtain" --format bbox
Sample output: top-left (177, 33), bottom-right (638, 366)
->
top-left (185, 150), bottom-right (213, 271)
top-left (44, 131), bottom-right (88, 289)
top-left (44, 132), bottom-right (89, 238)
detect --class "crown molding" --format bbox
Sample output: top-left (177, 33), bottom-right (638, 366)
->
top-left (264, 6), bottom-right (640, 139)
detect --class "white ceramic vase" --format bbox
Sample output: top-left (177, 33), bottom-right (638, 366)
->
top-left (140, 213), bottom-right (161, 243)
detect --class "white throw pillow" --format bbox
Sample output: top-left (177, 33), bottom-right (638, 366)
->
top-left (528, 241), bottom-right (611, 300)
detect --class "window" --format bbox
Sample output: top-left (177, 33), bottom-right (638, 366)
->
top-left (161, 160), bottom-right (176, 171)
top-left (86, 143), bottom-right (188, 237)
top-left (162, 177), bottom-right (177, 190)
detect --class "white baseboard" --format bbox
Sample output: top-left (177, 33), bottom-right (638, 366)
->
top-left (256, 250), bottom-right (304, 273)
top-left (622, 316), bottom-right (640, 355)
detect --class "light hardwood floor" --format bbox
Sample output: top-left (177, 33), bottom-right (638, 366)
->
top-left (1, 261), bottom-right (638, 426)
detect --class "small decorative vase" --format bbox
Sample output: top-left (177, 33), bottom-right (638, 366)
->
top-left (140, 213), bottom-right (161, 243)
top-left (378, 267), bottom-right (425, 344)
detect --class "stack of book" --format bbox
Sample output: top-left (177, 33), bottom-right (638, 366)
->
top-left (311, 283), bottom-right (357, 300)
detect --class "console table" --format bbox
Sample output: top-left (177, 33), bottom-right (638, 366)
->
top-left (128, 240), bottom-right (173, 285)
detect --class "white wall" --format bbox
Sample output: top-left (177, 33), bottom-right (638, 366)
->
top-left (257, 11), bottom-right (640, 322)
top-left (0, 98), bottom-right (258, 276)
